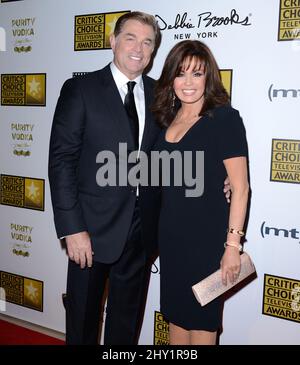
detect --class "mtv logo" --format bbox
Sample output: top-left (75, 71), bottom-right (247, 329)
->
top-left (0, 287), bottom-right (6, 311)
top-left (0, 27), bottom-right (6, 51)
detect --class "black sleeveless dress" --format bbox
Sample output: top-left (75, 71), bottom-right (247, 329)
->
top-left (154, 105), bottom-right (248, 330)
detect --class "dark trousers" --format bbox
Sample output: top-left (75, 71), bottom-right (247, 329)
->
top-left (65, 202), bottom-right (151, 345)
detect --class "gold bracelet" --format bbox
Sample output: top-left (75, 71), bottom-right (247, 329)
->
top-left (227, 228), bottom-right (245, 237)
top-left (224, 241), bottom-right (243, 252)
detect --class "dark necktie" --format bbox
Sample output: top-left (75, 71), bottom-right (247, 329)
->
top-left (124, 81), bottom-right (139, 150)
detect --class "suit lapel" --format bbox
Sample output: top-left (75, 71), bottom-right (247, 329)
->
top-left (141, 76), bottom-right (159, 153)
top-left (98, 66), bottom-right (135, 150)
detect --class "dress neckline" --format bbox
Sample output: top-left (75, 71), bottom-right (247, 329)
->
top-left (164, 116), bottom-right (204, 144)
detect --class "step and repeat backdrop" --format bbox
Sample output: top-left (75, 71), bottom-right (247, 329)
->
top-left (0, 0), bottom-right (299, 345)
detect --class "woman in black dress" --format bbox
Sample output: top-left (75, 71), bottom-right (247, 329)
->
top-left (152, 40), bottom-right (249, 345)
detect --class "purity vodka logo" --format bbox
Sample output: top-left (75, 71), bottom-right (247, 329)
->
top-left (0, 26), bottom-right (6, 51)
top-left (260, 221), bottom-right (299, 243)
top-left (268, 84), bottom-right (300, 101)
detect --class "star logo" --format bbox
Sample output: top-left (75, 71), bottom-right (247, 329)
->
top-left (24, 178), bottom-right (44, 210)
top-left (23, 277), bottom-right (43, 311)
top-left (25, 281), bottom-right (38, 302)
top-left (28, 76), bottom-right (40, 97)
top-left (106, 16), bottom-right (118, 35)
top-left (26, 181), bottom-right (39, 200)
top-left (25, 74), bottom-right (46, 106)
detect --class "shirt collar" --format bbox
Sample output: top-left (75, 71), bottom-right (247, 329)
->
top-left (110, 62), bottom-right (143, 91)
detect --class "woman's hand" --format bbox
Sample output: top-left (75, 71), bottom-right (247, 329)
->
top-left (220, 247), bottom-right (241, 286)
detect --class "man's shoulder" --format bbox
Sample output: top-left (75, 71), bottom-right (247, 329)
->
top-left (75, 65), bottom-right (110, 83)
top-left (143, 74), bottom-right (156, 85)
top-left (144, 74), bottom-right (155, 82)
top-left (142, 74), bottom-right (156, 93)
top-left (61, 65), bottom-right (111, 90)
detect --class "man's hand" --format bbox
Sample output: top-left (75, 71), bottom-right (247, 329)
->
top-left (65, 231), bottom-right (93, 269)
top-left (223, 176), bottom-right (231, 203)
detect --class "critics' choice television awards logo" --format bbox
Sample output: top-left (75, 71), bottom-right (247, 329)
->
top-left (270, 139), bottom-right (300, 184)
top-left (0, 174), bottom-right (45, 211)
top-left (74, 11), bottom-right (129, 51)
top-left (11, 17), bottom-right (36, 53)
top-left (263, 274), bottom-right (300, 323)
top-left (1, 73), bottom-right (46, 106)
top-left (278, 0), bottom-right (300, 41)
top-left (153, 311), bottom-right (169, 345)
top-left (0, 271), bottom-right (43, 311)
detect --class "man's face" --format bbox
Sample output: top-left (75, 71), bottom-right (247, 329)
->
top-left (110, 19), bottom-right (155, 80)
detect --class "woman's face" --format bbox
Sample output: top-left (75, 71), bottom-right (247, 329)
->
top-left (173, 57), bottom-right (206, 106)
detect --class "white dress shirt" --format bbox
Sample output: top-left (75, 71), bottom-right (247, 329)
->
top-left (110, 62), bottom-right (145, 151)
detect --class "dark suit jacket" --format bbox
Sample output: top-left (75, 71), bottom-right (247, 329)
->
top-left (48, 65), bottom-right (161, 263)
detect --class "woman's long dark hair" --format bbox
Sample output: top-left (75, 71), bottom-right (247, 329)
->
top-left (152, 40), bottom-right (230, 128)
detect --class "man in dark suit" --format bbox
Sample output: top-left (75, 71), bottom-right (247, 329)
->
top-left (48, 12), bottom-right (161, 345)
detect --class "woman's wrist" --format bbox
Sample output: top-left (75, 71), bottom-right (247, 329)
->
top-left (224, 241), bottom-right (243, 252)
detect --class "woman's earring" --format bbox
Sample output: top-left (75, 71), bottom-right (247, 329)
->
top-left (172, 93), bottom-right (175, 108)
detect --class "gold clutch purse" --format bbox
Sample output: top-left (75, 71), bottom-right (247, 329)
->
top-left (192, 252), bottom-right (256, 306)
